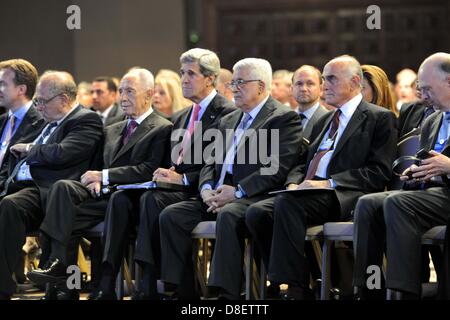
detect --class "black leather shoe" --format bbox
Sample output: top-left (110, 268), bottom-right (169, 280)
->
top-left (88, 290), bottom-right (117, 300)
top-left (266, 283), bottom-right (281, 299)
top-left (0, 293), bottom-right (11, 300)
top-left (131, 290), bottom-right (161, 300)
top-left (27, 259), bottom-right (67, 285)
top-left (56, 289), bottom-right (80, 300)
top-left (41, 284), bottom-right (58, 300)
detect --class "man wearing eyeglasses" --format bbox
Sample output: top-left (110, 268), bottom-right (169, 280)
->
top-left (158, 57), bottom-right (303, 300)
top-left (0, 59), bottom-right (46, 192)
top-left (0, 71), bottom-right (103, 300)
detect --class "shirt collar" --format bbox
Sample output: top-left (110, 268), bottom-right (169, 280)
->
top-left (338, 93), bottom-right (362, 120)
top-left (197, 89), bottom-right (217, 111)
top-left (98, 104), bottom-right (115, 118)
top-left (297, 102), bottom-right (320, 120)
top-left (247, 94), bottom-right (270, 120)
top-left (56, 103), bottom-right (79, 125)
top-left (8, 101), bottom-right (32, 121)
top-left (130, 106), bottom-right (154, 125)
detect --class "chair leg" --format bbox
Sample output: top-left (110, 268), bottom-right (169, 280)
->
top-left (245, 239), bottom-right (254, 300)
top-left (321, 240), bottom-right (332, 300)
top-left (258, 258), bottom-right (266, 300)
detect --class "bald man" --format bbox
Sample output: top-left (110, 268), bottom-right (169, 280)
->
top-left (291, 65), bottom-right (330, 140)
top-left (0, 71), bottom-right (104, 300)
top-left (246, 55), bottom-right (397, 300)
top-left (379, 53), bottom-right (450, 299)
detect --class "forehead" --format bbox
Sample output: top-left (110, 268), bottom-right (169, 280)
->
top-left (181, 62), bottom-right (200, 73)
top-left (232, 67), bottom-right (251, 79)
top-left (119, 75), bottom-right (139, 89)
top-left (294, 69), bottom-right (319, 82)
top-left (92, 81), bottom-right (108, 89)
top-left (0, 68), bottom-right (15, 80)
top-left (323, 61), bottom-right (346, 76)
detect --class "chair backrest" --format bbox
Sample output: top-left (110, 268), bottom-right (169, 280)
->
top-left (391, 134), bottom-right (420, 190)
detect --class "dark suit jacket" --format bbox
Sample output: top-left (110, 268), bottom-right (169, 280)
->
top-left (0, 106), bottom-right (45, 190)
top-left (302, 104), bottom-right (330, 141)
top-left (286, 100), bottom-right (398, 219)
top-left (171, 94), bottom-right (235, 191)
top-left (104, 103), bottom-right (126, 127)
top-left (103, 111), bottom-right (173, 184)
top-left (3, 105), bottom-right (104, 202)
top-left (199, 96), bottom-right (303, 198)
top-left (398, 101), bottom-right (428, 139)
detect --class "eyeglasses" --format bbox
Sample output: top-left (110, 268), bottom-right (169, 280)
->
top-left (33, 93), bottom-right (63, 107)
top-left (227, 79), bottom-right (261, 89)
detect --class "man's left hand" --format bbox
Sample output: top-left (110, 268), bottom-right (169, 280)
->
top-left (81, 171), bottom-right (102, 186)
top-left (207, 185), bottom-right (236, 213)
top-left (153, 167), bottom-right (183, 185)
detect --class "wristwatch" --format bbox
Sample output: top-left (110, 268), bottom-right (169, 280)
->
top-left (235, 188), bottom-right (243, 199)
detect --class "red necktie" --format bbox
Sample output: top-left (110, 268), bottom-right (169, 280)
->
top-left (304, 110), bottom-right (341, 180)
top-left (123, 120), bottom-right (138, 145)
top-left (177, 104), bottom-right (201, 165)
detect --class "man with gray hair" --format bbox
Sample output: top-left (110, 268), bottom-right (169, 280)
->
top-left (27, 68), bottom-right (173, 300)
top-left (271, 69), bottom-right (294, 107)
top-left (158, 57), bottom-right (303, 299)
top-left (353, 52), bottom-right (450, 300)
top-left (247, 55), bottom-right (397, 299)
top-left (0, 71), bottom-right (104, 300)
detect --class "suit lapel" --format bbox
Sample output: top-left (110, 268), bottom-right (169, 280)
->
top-left (106, 121), bottom-right (127, 165)
top-left (46, 105), bottom-right (82, 144)
top-left (427, 113), bottom-right (442, 150)
top-left (331, 103), bottom-right (367, 159)
top-left (112, 113), bottom-right (156, 162)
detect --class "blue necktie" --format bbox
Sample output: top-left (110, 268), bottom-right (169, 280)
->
top-left (36, 122), bottom-right (58, 145)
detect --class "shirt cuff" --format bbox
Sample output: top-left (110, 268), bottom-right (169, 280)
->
top-left (328, 179), bottom-right (336, 188)
top-left (102, 169), bottom-right (109, 186)
top-left (200, 183), bottom-right (213, 192)
top-left (237, 184), bottom-right (247, 197)
top-left (183, 174), bottom-right (189, 186)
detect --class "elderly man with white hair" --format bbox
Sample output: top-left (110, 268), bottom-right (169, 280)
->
top-left (27, 68), bottom-right (173, 300)
top-left (158, 57), bottom-right (303, 299)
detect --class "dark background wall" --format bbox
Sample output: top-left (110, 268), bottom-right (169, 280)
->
top-left (1, 0), bottom-right (449, 83)
top-left (0, 0), bottom-right (185, 82)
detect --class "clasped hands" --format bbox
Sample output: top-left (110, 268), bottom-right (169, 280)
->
top-left (287, 179), bottom-right (331, 190)
top-left (201, 185), bottom-right (236, 214)
top-left (81, 171), bottom-right (102, 197)
top-left (152, 166), bottom-right (183, 185)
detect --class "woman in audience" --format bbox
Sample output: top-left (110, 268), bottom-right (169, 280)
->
top-left (152, 75), bottom-right (185, 117)
top-left (362, 64), bottom-right (398, 117)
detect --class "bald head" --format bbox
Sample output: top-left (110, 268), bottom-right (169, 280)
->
top-left (417, 52), bottom-right (450, 111)
top-left (322, 55), bottom-right (363, 107)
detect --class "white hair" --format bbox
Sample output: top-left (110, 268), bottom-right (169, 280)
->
top-left (233, 58), bottom-right (273, 93)
top-left (123, 68), bottom-right (154, 91)
top-left (180, 48), bottom-right (221, 86)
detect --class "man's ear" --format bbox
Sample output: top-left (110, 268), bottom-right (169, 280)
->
top-left (17, 84), bottom-right (27, 97)
top-left (259, 80), bottom-right (266, 94)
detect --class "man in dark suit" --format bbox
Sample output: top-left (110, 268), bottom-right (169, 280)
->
top-left (91, 76), bottom-right (125, 126)
top-left (246, 55), bottom-right (397, 300)
top-left (398, 100), bottom-right (435, 139)
top-left (26, 68), bottom-right (173, 299)
top-left (0, 59), bottom-right (46, 190)
top-left (92, 49), bottom-right (234, 300)
top-left (158, 57), bottom-right (303, 300)
top-left (0, 71), bottom-right (103, 300)
top-left (292, 65), bottom-right (330, 141)
top-left (353, 53), bottom-right (450, 300)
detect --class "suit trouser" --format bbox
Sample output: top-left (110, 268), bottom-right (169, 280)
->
top-left (0, 183), bottom-right (42, 296)
top-left (352, 191), bottom-right (401, 288)
top-left (40, 180), bottom-right (107, 264)
top-left (160, 196), bottom-right (265, 299)
top-left (268, 191), bottom-right (340, 287)
top-left (384, 187), bottom-right (450, 295)
top-left (134, 190), bottom-right (190, 267)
